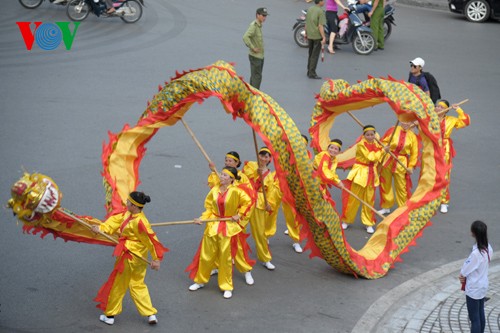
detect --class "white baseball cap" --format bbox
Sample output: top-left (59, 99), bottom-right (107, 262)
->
top-left (410, 57), bottom-right (425, 67)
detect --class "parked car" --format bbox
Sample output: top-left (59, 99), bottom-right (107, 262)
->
top-left (448, 0), bottom-right (500, 22)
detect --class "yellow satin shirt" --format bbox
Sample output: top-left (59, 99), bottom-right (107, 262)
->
top-left (346, 137), bottom-right (383, 187)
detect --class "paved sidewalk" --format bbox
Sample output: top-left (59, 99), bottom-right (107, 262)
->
top-left (353, 259), bottom-right (500, 332)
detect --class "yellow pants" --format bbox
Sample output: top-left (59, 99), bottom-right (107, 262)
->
top-left (194, 233), bottom-right (233, 291)
top-left (342, 182), bottom-right (376, 227)
top-left (233, 233), bottom-right (253, 273)
top-left (264, 204), bottom-right (279, 238)
top-left (282, 201), bottom-right (300, 243)
top-left (379, 167), bottom-right (409, 208)
top-left (249, 208), bottom-right (272, 262)
top-left (442, 154), bottom-right (452, 204)
top-left (105, 257), bottom-right (156, 317)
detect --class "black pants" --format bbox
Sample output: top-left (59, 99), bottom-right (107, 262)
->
top-left (307, 39), bottom-right (322, 77)
top-left (249, 55), bottom-right (264, 89)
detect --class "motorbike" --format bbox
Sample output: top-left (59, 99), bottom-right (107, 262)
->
top-left (349, 0), bottom-right (396, 40)
top-left (293, 4), bottom-right (375, 55)
top-left (19, 0), bottom-right (68, 9)
top-left (66, 0), bottom-right (144, 23)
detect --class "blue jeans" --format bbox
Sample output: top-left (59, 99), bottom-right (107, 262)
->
top-left (466, 295), bottom-right (485, 333)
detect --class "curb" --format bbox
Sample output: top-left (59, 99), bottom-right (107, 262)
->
top-left (352, 258), bottom-right (500, 333)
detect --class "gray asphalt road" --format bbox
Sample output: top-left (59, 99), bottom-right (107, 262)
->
top-left (1, 1), bottom-right (499, 332)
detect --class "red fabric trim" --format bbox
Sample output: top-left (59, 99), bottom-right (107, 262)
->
top-left (185, 239), bottom-right (203, 280)
top-left (137, 220), bottom-right (169, 260)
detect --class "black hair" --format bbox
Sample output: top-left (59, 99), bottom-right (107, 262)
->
top-left (329, 138), bottom-right (343, 150)
top-left (258, 147), bottom-right (272, 165)
top-left (301, 134), bottom-right (309, 143)
top-left (314, 0), bottom-right (323, 3)
top-left (436, 99), bottom-right (449, 108)
top-left (226, 151), bottom-right (241, 168)
top-left (129, 191), bottom-right (151, 209)
top-left (471, 220), bottom-right (489, 255)
top-left (223, 166), bottom-right (241, 182)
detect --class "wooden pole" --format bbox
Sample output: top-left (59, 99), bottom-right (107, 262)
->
top-left (346, 111), bottom-right (411, 173)
top-left (150, 218), bottom-right (233, 227)
top-left (409, 99), bottom-right (469, 130)
top-left (181, 118), bottom-right (219, 175)
top-left (57, 208), bottom-right (152, 265)
top-left (252, 130), bottom-right (269, 206)
top-left (341, 187), bottom-right (386, 219)
top-left (381, 119), bottom-right (400, 163)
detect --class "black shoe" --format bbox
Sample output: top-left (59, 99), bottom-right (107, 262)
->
top-left (378, 47), bottom-right (384, 50)
top-left (308, 75), bottom-right (322, 80)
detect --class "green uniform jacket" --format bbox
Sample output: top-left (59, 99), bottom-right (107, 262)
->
top-left (305, 5), bottom-right (326, 40)
top-left (243, 20), bottom-right (264, 59)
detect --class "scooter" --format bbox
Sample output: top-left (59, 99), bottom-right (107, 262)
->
top-left (19, 0), bottom-right (68, 9)
top-left (349, 0), bottom-right (396, 40)
top-left (66, 0), bottom-right (144, 23)
top-left (293, 4), bottom-right (375, 55)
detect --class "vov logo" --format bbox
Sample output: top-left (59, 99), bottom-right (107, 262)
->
top-left (17, 22), bottom-right (80, 51)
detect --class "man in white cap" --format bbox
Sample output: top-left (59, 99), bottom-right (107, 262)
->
top-left (408, 57), bottom-right (430, 98)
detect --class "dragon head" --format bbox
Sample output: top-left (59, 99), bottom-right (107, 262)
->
top-left (7, 173), bottom-right (62, 222)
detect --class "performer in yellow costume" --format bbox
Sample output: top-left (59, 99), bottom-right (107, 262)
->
top-left (206, 151), bottom-right (256, 285)
top-left (282, 135), bottom-right (311, 253)
top-left (377, 122), bottom-right (419, 214)
top-left (436, 100), bottom-right (471, 214)
top-left (341, 126), bottom-right (384, 234)
top-left (243, 147), bottom-right (281, 270)
top-left (187, 167), bottom-right (253, 299)
top-left (313, 138), bottom-right (345, 195)
top-left (92, 191), bottom-right (168, 326)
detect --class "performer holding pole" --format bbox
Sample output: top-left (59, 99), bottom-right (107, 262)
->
top-left (341, 125), bottom-right (385, 234)
top-left (186, 167), bottom-right (253, 299)
top-left (377, 121), bottom-right (419, 215)
top-left (347, 111), bottom-right (411, 173)
top-left (243, 147), bottom-right (281, 270)
top-left (206, 151), bottom-right (257, 286)
top-left (91, 191), bottom-right (168, 326)
top-left (436, 99), bottom-right (471, 214)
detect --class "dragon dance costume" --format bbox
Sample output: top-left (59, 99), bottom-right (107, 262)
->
top-left (439, 105), bottom-right (470, 205)
top-left (379, 125), bottom-right (419, 209)
top-left (207, 168), bottom-right (256, 274)
top-left (243, 160), bottom-right (281, 263)
top-left (186, 183), bottom-right (253, 292)
top-left (94, 210), bottom-right (168, 317)
top-left (341, 135), bottom-right (383, 227)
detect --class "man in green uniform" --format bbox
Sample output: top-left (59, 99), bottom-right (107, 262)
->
top-left (243, 7), bottom-right (268, 89)
top-left (368, 0), bottom-right (384, 50)
top-left (305, 0), bottom-right (326, 79)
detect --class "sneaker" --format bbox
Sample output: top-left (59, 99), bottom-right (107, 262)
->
top-left (440, 204), bottom-right (448, 214)
top-left (366, 226), bottom-right (375, 234)
top-left (210, 269), bottom-right (218, 276)
top-left (262, 261), bottom-right (275, 270)
top-left (99, 315), bottom-right (114, 325)
top-left (188, 283), bottom-right (204, 291)
top-left (223, 290), bottom-right (232, 299)
top-left (377, 208), bottom-right (391, 215)
top-left (292, 243), bottom-right (303, 253)
top-left (148, 315), bottom-right (158, 325)
top-left (341, 222), bottom-right (349, 230)
top-left (244, 271), bottom-right (254, 285)
top-left (284, 229), bottom-right (289, 235)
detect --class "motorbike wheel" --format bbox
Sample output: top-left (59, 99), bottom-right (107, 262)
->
top-left (18, 0), bottom-right (44, 9)
top-left (383, 21), bottom-right (392, 40)
top-left (66, 0), bottom-right (90, 21)
top-left (120, 0), bottom-right (143, 23)
top-left (352, 31), bottom-right (375, 55)
top-left (293, 24), bottom-right (308, 48)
